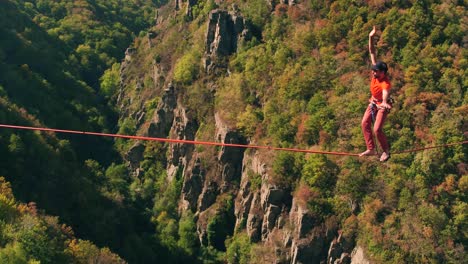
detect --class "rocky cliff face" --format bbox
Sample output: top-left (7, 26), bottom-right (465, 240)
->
top-left (117, 3), bottom-right (365, 263)
top-left (204, 8), bottom-right (252, 73)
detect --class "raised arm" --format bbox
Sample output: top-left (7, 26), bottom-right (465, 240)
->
top-left (369, 26), bottom-right (377, 65)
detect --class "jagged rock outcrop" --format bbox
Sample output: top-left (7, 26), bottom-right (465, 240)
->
top-left (152, 61), bottom-right (165, 88)
top-left (185, 0), bottom-right (198, 19)
top-left (147, 31), bottom-right (157, 47)
top-left (177, 113), bottom-right (247, 247)
top-left (235, 150), bottom-right (293, 242)
top-left (232, 148), bottom-right (341, 263)
top-left (174, 0), bottom-right (197, 16)
top-left (290, 199), bottom-right (316, 239)
top-left (168, 104), bottom-right (197, 164)
top-left (181, 157), bottom-right (204, 212)
top-left (117, 4), bottom-right (359, 263)
top-left (198, 180), bottom-right (219, 211)
top-left (148, 83), bottom-right (177, 138)
top-left (350, 246), bottom-right (371, 264)
top-left (327, 232), bottom-right (354, 264)
top-left (126, 141), bottom-right (145, 171)
top-left (117, 47), bottom-right (136, 114)
top-left (215, 114), bottom-right (247, 190)
top-left (124, 47), bottom-right (136, 62)
top-left (204, 9), bottom-right (252, 73)
top-left (181, 113), bottom-right (246, 210)
top-left (288, 198), bottom-right (335, 264)
top-left (234, 150), bottom-right (265, 241)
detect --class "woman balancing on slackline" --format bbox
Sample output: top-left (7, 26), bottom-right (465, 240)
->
top-left (359, 26), bottom-right (392, 162)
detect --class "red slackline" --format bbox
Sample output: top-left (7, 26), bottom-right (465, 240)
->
top-left (0, 124), bottom-right (466, 157)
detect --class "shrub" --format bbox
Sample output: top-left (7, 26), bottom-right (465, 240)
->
top-left (226, 233), bottom-right (252, 264)
top-left (236, 105), bottom-right (263, 138)
top-left (99, 63), bottom-right (120, 98)
top-left (174, 50), bottom-right (201, 84)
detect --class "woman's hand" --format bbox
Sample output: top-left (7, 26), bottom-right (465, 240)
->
top-left (380, 102), bottom-right (392, 110)
top-left (369, 26), bottom-right (376, 38)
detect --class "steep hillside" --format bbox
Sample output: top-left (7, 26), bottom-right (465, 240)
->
top-left (0, 0), bottom-right (466, 263)
top-left (115, 0), bottom-right (467, 263)
top-left (0, 0), bottom-right (170, 262)
top-left (0, 176), bottom-right (125, 263)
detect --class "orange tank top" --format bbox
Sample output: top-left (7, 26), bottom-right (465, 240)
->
top-left (370, 76), bottom-right (391, 103)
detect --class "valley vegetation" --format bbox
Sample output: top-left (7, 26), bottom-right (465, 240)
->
top-left (0, 0), bottom-right (466, 263)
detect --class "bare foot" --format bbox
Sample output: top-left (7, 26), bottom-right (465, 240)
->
top-left (380, 151), bottom-right (390, 162)
top-left (359, 149), bottom-right (376, 157)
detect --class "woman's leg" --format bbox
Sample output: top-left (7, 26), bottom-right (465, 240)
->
top-left (374, 109), bottom-right (390, 161)
top-left (360, 105), bottom-right (376, 155)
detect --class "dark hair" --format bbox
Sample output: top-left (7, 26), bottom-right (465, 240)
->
top-left (371, 61), bottom-right (388, 73)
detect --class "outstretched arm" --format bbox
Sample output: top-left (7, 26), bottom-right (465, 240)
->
top-left (369, 26), bottom-right (377, 65)
top-left (381, 89), bottom-right (392, 109)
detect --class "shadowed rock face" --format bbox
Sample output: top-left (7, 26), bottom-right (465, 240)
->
top-left (126, 141), bottom-right (145, 171)
top-left (148, 83), bottom-right (177, 138)
top-left (204, 9), bottom-right (252, 73)
top-left (206, 10), bottom-right (237, 56)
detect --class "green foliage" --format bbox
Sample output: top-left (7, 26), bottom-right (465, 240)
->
top-left (266, 110), bottom-right (297, 146)
top-left (304, 91), bottom-right (337, 145)
top-left (215, 72), bottom-right (254, 127)
top-left (67, 239), bottom-right (125, 264)
top-left (16, 216), bottom-right (70, 263)
top-left (84, 159), bottom-right (105, 184)
top-left (104, 163), bottom-right (130, 200)
top-left (335, 158), bottom-right (375, 203)
top-left (236, 105), bottom-right (263, 138)
top-left (8, 134), bottom-right (25, 154)
top-left (178, 211), bottom-right (199, 256)
top-left (247, 170), bottom-right (262, 191)
top-left (301, 155), bottom-right (339, 218)
top-left (0, 194), bottom-right (18, 224)
top-left (99, 63), bottom-right (120, 98)
top-left (272, 152), bottom-right (304, 187)
top-left (0, 86), bottom-right (6, 98)
top-left (129, 142), bottom-right (166, 203)
top-left (2, 0), bottom-right (468, 263)
top-left (207, 196), bottom-right (235, 251)
top-left (0, 177), bottom-right (19, 223)
top-left (200, 245), bottom-right (225, 264)
top-left (115, 117), bottom-right (137, 151)
top-left (184, 81), bottom-right (214, 123)
top-left (225, 232), bottom-right (252, 264)
top-left (0, 243), bottom-right (30, 264)
top-left (239, 0), bottom-right (271, 31)
top-left (151, 165), bottom-right (194, 261)
top-left (156, 211), bottom-right (178, 249)
top-left (174, 49), bottom-right (201, 84)
top-left (154, 166), bottom-right (183, 219)
top-left (192, 0), bottom-right (218, 19)
top-left (264, 16), bottom-right (292, 41)
top-left (0, 177), bottom-right (124, 263)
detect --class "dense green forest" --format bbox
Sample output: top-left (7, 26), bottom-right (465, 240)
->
top-left (0, 0), bottom-right (466, 263)
top-left (0, 0), bottom-right (168, 262)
